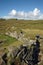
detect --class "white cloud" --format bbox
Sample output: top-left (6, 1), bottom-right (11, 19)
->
top-left (3, 8), bottom-right (43, 20)
top-left (39, 14), bottom-right (43, 19)
top-left (33, 8), bottom-right (40, 16)
top-left (9, 9), bottom-right (17, 16)
top-left (18, 11), bottom-right (25, 17)
top-left (3, 16), bottom-right (13, 19)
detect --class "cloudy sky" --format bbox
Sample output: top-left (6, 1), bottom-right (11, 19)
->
top-left (0, 0), bottom-right (43, 20)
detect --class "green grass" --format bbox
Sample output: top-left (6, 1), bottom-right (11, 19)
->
top-left (0, 19), bottom-right (43, 33)
top-left (0, 34), bottom-right (17, 47)
top-left (0, 19), bottom-right (43, 46)
top-left (0, 34), bottom-right (23, 48)
top-left (0, 19), bottom-right (43, 65)
top-left (22, 29), bottom-right (43, 39)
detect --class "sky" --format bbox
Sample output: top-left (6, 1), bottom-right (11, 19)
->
top-left (0, 0), bottom-right (43, 20)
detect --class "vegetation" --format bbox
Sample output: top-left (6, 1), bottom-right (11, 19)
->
top-left (0, 19), bottom-right (43, 65)
top-left (0, 19), bottom-right (43, 38)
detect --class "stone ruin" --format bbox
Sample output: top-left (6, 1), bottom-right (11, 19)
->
top-left (0, 35), bottom-right (42, 65)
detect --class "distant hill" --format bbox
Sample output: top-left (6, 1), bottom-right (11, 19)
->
top-left (0, 18), bottom-right (6, 21)
top-left (0, 19), bottom-right (43, 33)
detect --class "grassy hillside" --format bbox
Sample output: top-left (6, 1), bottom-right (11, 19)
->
top-left (0, 19), bottom-right (43, 65)
top-left (0, 19), bottom-right (43, 32)
top-left (0, 19), bottom-right (43, 38)
top-left (0, 34), bottom-right (16, 47)
top-left (0, 19), bottom-right (43, 48)
top-left (0, 34), bottom-right (23, 48)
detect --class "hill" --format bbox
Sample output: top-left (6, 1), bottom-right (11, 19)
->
top-left (0, 19), bottom-right (43, 38)
top-left (0, 19), bottom-right (43, 65)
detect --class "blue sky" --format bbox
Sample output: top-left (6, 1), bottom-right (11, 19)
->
top-left (0, 0), bottom-right (43, 19)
